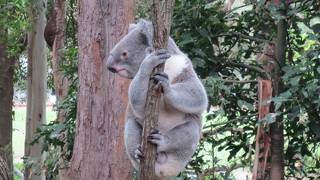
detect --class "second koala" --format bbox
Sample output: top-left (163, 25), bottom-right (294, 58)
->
top-left (106, 19), bottom-right (208, 179)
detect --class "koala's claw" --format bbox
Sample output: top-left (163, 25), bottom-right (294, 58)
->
top-left (154, 72), bottom-right (169, 79)
top-left (151, 72), bottom-right (170, 93)
top-left (155, 50), bottom-right (171, 66)
top-left (134, 145), bottom-right (143, 162)
top-left (141, 49), bottom-right (171, 70)
top-left (150, 128), bottom-right (160, 134)
top-left (155, 49), bottom-right (169, 55)
top-left (148, 130), bottom-right (169, 151)
top-left (148, 128), bottom-right (162, 141)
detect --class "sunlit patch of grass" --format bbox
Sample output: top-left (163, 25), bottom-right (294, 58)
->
top-left (12, 107), bottom-right (56, 161)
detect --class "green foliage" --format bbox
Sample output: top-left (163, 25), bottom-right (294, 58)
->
top-left (135, 0), bottom-right (151, 19)
top-left (280, 32), bottom-right (320, 177)
top-left (0, 0), bottom-right (28, 55)
top-left (0, 0), bottom-right (28, 89)
top-left (171, 0), bottom-right (320, 178)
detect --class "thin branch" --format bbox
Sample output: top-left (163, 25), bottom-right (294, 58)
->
top-left (222, 60), bottom-right (271, 80)
top-left (199, 164), bottom-right (247, 180)
top-left (213, 32), bottom-right (271, 44)
top-left (226, 4), bottom-right (253, 15)
top-left (219, 79), bottom-right (258, 83)
top-left (203, 113), bottom-right (257, 130)
top-left (202, 127), bottom-right (244, 139)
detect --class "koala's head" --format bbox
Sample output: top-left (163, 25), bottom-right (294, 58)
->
top-left (105, 19), bottom-right (153, 79)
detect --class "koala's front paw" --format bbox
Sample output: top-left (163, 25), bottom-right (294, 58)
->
top-left (141, 49), bottom-right (171, 71)
top-left (148, 129), bottom-right (169, 152)
top-left (134, 145), bottom-right (143, 163)
top-left (151, 72), bottom-right (170, 93)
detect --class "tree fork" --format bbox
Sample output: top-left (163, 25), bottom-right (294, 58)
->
top-left (139, 0), bottom-right (175, 179)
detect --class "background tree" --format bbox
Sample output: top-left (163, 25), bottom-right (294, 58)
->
top-left (0, 156), bottom-right (10, 180)
top-left (0, 32), bottom-right (15, 180)
top-left (44, 0), bottom-right (70, 179)
top-left (31, 0), bottom-right (78, 178)
top-left (270, 0), bottom-right (287, 179)
top-left (0, 0), bottom-right (27, 179)
top-left (24, 0), bottom-right (48, 179)
top-left (69, 0), bottom-right (134, 179)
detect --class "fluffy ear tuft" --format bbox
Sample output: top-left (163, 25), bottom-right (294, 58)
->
top-left (136, 19), bottom-right (153, 47)
top-left (128, 23), bottom-right (137, 32)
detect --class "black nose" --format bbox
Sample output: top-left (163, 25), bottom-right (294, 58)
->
top-left (107, 67), bottom-right (117, 73)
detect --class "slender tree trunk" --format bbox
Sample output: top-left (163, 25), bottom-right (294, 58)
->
top-left (49, 0), bottom-right (70, 179)
top-left (270, 1), bottom-right (287, 179)
top-left (52, 2), bottom-right (68, 113)
top-left (69, 0), bottom-right (133, 179)
top-left (139, 1), bottom-right (175, 179)
top-left (0, 41), bottom-right (14, 180)
top-left (24, 0), bottom-right (48, 179)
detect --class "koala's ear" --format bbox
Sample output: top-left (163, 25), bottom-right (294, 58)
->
top-left (139, 32), bottom-right (149, 46)
top-left (128, 23), bottom-right (137, 32)
top-left (137, 19), bottom-right (153, 47)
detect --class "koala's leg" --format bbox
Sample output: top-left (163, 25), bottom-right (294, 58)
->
top-left (149, 120), bottom-right (201, 178)
top-left (128, 49), bottom-right (170, 118)
top-left (124, 117), bottom-right (142, 170)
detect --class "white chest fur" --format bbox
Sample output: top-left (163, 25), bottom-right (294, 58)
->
top-left (164, 54), bottom-right (188, 82)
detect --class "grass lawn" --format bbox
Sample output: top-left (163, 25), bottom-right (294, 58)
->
top-left (12, 107), bottom-right (56, 162)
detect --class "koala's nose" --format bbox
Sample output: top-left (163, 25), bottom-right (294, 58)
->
top-left (106, 55), bottom-right (116, 73)
top-left (107, 67), bottom-right (117, 73)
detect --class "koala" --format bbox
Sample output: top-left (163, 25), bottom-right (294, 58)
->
top-left (105, 19), bottom-right (208, 179)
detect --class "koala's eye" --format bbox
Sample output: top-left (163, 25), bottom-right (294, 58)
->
top-left (121, 51), bottom-right (128, 58)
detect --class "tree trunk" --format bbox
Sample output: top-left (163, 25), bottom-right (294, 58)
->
top-left (0, 156), bottom-right (10, 180)
top-left (24, 0), bottom-right (48, 179)
top-left (0, 41), bottom-right (14, 180)
top-left (270, 1), bottom-right (287, 179)
top-left (69, 0), bottom-right (133, 179)
top-left (139, 1), bottom-right (175, 179)
top-left (49, 0), bottom-right (70, 179)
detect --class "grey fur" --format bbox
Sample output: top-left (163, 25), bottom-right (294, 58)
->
top-left (105, 19), bottom-right (208, 179)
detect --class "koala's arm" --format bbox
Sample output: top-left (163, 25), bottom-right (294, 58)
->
top-left (124, 108), bottom-right (142, 170)
top-left (164, 78), bottom-right (208, 114)
top-left (128, 70), bottom-right (150, 118)
top-left (128, 50), bottom-right (170, 118)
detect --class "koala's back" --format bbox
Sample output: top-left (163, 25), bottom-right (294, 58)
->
top-left (158, 103), bottom-right (202, 133)
top-left (155, 53), bottom-right (203, 132)
top-left (158, 99), bottom-right (186, 132)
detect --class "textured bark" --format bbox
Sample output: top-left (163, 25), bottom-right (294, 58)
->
top-left (52, 0), bottom-right (68, 107)
top-left (252, 80), bottom-right (272, 180)
top-left (0, 156), bottom-right (10, 180)
top-left (69, 0), bottom-right (133, 179)
top-left (0, 41), bottom-right (14, 180)
top-left (49, 0), bottom-right (70, 179)
top-left (139, 1), bottom-right (175, 179)
top-left (44, 5), bottom-right (57, 48)
top-left (24, 0), bottom-right (48, 179)
top-left (270, 1), bottom-right (287, 179)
